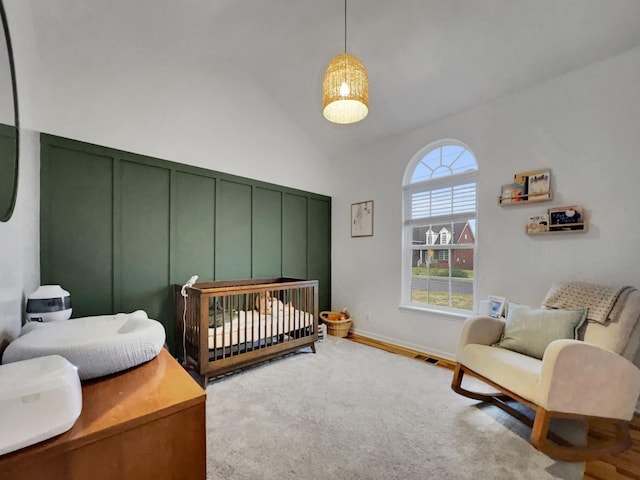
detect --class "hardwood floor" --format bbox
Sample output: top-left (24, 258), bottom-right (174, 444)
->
top-left (346, 333), bottom-right (640, 480)
top-left (584, 418), bottom-right (640, 480)
top-left (347, 333), bottom-right (457, 370)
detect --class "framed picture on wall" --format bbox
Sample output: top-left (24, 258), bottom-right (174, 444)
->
top-left (351, 200), bottom-right (374, 237)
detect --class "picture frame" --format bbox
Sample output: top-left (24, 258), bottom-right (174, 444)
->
top-left (351, 200), bottom-right (374, 237)
top-left (486, 295), bottom-right (507, 318)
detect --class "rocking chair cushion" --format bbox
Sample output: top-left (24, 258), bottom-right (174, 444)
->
top-left (494, 302), bottom-right (587, 360)
top-left (457, 343), bottom-right (541, 404)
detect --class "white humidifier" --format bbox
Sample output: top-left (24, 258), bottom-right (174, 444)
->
top-left (26, 285), bottom-right (72, 322)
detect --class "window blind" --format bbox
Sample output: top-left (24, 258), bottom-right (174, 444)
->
top-left (403, 171), bottom-right (477, 227)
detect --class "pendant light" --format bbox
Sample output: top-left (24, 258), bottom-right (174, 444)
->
top-left (322, 0), bottom-right (369, 124)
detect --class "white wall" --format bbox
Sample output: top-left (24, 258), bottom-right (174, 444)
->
top-left (0, 2), bottom-right (40, 350)
top-left (331, 45), bottom-right (640, 359)
top-left (24, 51), bottom-right (334, 197)
top-left (0, 42), bottom-right (12, 125)
top-left (0, 129), bottom-right (40, 349)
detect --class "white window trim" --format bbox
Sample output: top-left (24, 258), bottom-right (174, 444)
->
top-left (398, 303), bottom-right (470, 321)
top-left (439, 228), bottom-right (450, 245)
top-left (400, 139), bottom-right (478, 314)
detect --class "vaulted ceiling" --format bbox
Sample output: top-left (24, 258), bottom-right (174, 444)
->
top-left (27, 0), bottom-right (640, 156)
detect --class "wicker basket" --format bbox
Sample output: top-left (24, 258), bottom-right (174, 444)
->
top-left (320, 311), bottom-right (352, 338)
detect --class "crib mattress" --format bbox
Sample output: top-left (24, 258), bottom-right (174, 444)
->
top-left (208, 308), bottom-right (313, 350)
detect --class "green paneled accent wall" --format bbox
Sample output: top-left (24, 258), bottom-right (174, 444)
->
top-left (308, 198), bottom-right (331, 310)
top-left (215, 180), bottom-right (252, 280)
top-left (172, 171), bottom-right (216, 282)
top-left (40, 134), bottom-right (331, 353)
top-left (282, 193), bottom-right (308, 279)
top-left (118, 161), bottom-right (171, 319)
top-left (40, 145), bottom-right (114, 317)
top-left (252, 187), bottom-right (282, 278)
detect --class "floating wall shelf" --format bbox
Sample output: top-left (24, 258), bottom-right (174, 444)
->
top-left (526, 222), bottom-right (588, 236)
top-left (499, 191), bottom-right (553, 206)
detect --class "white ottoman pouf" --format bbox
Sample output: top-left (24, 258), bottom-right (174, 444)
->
top-left (2, 310), bottom-right (166, 380)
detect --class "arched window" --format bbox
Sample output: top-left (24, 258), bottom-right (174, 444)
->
top-left (401, 141), bottom-right (477, 314)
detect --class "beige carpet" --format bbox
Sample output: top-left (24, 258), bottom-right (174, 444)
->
top-left (205, 336), bottom-right (584, 479)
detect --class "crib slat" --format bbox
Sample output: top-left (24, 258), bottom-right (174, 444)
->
top-left (218, 296), bottom-right (222, 358)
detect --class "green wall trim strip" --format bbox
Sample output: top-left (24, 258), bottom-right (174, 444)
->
top-left (40, 134), bottom-right (331, 353)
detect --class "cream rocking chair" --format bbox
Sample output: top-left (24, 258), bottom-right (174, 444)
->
top-left (451, 282), bottom-right (640, 461)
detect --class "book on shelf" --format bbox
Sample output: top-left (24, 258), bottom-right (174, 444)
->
top-left (512, 172), bottom-right (528, 202)
top-left (526, 169), bottom-right (551, 200)
top-left (500, 168), bottom-right (551, 204)
top-left (527, 214), bottom-right (549, 234)
top-left (548, 205), bottom-right (584, 231)
top-left (500, 184), bottom-right (514, 204)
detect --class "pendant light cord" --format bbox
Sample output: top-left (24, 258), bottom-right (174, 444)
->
top-left (344, 0), bottom-right (347, 54)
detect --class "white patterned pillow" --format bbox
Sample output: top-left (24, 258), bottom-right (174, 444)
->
top-left (543, 282), bottom-right (628, 324)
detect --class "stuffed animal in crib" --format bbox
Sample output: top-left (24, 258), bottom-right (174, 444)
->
top-left (256, 292), bottom-right (283, 315)
top-left (271, 298), bottom-right (285, 313)
top-left (256, 292), bottom-right (292, 315)
top-left (256, 292), bottom-right (273, 314)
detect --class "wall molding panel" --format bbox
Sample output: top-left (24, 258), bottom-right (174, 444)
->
top-left (40, 134), bottom-right (331, 352)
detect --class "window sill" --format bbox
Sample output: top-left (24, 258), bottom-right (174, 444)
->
top-left (398, 304), bottom-right (469, 322)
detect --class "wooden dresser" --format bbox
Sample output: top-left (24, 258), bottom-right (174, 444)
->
top-left (0, 349), bottom-right (206, 480)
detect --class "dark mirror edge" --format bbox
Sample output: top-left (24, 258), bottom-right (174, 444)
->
top-left (0, 0), bottom-right (19, 222)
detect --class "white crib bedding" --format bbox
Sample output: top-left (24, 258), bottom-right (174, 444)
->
top-left (208, 308), bottom-right (313, 350)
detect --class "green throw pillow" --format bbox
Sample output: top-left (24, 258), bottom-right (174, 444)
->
top-left (494, 302), bottom-right (587, 360)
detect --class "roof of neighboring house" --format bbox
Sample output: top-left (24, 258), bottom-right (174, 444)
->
top-left (412, 221), bottom-right (475, 245)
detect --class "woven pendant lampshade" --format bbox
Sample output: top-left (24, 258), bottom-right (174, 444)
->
top-left (322, 0), bottom-right (369, 124)
top-left (322, 53), bottom-right (369, 124)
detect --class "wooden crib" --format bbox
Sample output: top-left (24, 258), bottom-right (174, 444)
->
top-left (174, 277), bottom-right (318, 386)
